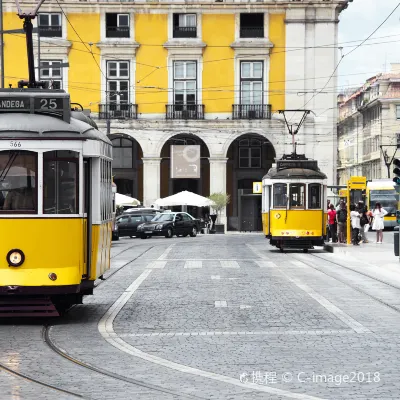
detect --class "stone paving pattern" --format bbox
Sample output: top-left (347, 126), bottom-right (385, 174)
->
top-left (0, 235), bottom-right (400, 399)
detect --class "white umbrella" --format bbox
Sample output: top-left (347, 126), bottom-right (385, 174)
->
top-left (115, 193), bottom-right (141, 206)
top-left (155, 191), bottom-right (214, 207)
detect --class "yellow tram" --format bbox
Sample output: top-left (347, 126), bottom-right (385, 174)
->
top-left (262, 154), bottom-right (328, 252)
top-left (0, 90), bottom-right (113, 316)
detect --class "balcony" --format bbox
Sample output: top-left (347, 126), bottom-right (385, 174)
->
top-left (166, 104), bottom-right (204, 120)
top-left (240, 27), bottom-right (264, 38)
top-left (38, 26), bottom-right (62, 38)
top-left (98, 103), bottom-right (137, 120)
top-left (106, 26), bottom-right (130, 39)
top-left (173, 26), bottom-right (197, 38)
top-left (232, 104), bottom-right (271, 120)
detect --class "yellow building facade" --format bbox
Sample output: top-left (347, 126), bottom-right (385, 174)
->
top-left (1, 0), bottom-right (349, 231)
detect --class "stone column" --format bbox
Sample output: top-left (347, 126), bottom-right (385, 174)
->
top-left (142, 157), bottom-right (161, 207)
top-left (209, 157), bottom-right (228, 230)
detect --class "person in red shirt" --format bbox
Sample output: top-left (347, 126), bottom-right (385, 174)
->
top-left (327, 204), bottom-right (337, 243)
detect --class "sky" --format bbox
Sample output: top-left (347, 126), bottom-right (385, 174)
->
top-left (337, 0), bottom-right (400, 90)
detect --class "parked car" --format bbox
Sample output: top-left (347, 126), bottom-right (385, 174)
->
top-left (116, 214), bottom-right (155, 238)
top-left (112, 223), bottom-right (119, 241)
top-left (136, 212), bottom-right (200, 239)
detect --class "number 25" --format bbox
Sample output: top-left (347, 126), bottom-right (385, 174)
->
top-left (40, 98), bottom-right (57, 109)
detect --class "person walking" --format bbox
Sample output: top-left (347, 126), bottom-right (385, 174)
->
top-left (336, 201), bottom-right (347, 243)
top-left (327, 204), bottom-right (337, 243)
top-left (372, 202), bottom-right (388, 243)
top-left (358, 202), bottom-right (370, 243)
top-left (350, 204), bottom-right (361, 246)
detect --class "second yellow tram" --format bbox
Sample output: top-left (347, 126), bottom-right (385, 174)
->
top-left (262, 154), bottom-right (327, 252)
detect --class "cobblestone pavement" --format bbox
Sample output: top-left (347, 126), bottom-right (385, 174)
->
top-left (1, 235), bottom-right (400, 400)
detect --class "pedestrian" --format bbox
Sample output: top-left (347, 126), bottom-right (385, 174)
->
top-left (327, 204), bottom-right (337, 243)
top-left (359, 203), bottom-right (370, 243)
top-left (350, 204), bottom-right (361, 246)
top-left (336, 200), bottom-right (347, 243)
top-left (372, 202), bottom-right (388, 243)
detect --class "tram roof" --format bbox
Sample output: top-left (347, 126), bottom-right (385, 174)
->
top-left (0, 113), bottom-right (111, 144)
top-left (263, 167), bottom-right (327, 180)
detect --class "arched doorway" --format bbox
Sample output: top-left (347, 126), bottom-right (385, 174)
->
top-left (226, 134), bottom-right (276, 231)
top-left (160, 134), bottom-right (210, 215)
top-left (110, 135), bottom-right (143, 202)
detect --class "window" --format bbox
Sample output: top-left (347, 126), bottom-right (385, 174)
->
top-left (38, 13), bottom-right (62, 37)
top-left (289, 184), bottom-right (305, 208)
top-left (100, 158), bottom-right (112, 222)
top-left (43, 151), bottom-right (78, 214)
top-left (273, 183), bottom-right (287, 208)
top-left (111, 138), bottom-right (133, 169)
top-left (239, 138), bottom-right (261, 168)
top-left (241, 61), bottom-right (263, 105)
top-left (144, 215), bottom-right (154, 222)
top-left (240, 14), bottom-right (264, 38)
top-left (174, 61), bottom-right (197, 106)
top-left (39, 60), bottom-right (62, 89)
top-left (107, 61), bottom-right (129, 113)
top-left (308, 184), bottom-right (321, 209)
top-left (396, 105), bottom-right (400, 120)
top-left (0, 151), bottom-right (37, 213)
top-left (106, 13), bottom-right (130, 38)
top-left (173, 14), bottom-right (197, 38)
top-left (182, 213), bottom-right (192, 221)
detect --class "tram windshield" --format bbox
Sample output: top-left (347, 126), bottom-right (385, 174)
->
top-left (0, 151), bottom-right (36, 213)
top-left (273, 183), bottom-right (287, 208)
top-left (289, 184), bottom-right (305, 208)
top-left (369, 190), bottom-right (398, 215)
top-left (43, 151), bottom-right (78, 214)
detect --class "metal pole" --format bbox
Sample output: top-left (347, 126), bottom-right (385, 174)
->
top-left (37, 29), bottom-right (40, 82)
top-left (23, 17), bottom-right (36, 87)
top-left (0, 0), bottom-right (4, 88)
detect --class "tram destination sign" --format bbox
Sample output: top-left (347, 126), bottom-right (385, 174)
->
top-left (0, 98), bottom-right (30, 110)
top-left (0, 97), bottom-right (64, 112)
top-left (277, 159), bottom-right (319, 171)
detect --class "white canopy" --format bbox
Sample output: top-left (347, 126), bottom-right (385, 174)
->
top-left (115, 193), bottom-right (141, 206)
top-left (155, 191), bottom-right (214, 207)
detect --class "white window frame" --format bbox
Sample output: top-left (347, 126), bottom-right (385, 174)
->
top-left (168, 56), bottom-right (202, 105)
top-left (168, 13), bottom-right (201, 40)
top-left (100, 12), bottom-right (134, 41)
top-left (396, 105), bottom-right (400, 120)
top-left (39, 59), bottom-right (63, 90)
top-left (173, 61), bottom-right (197, 105)
top-left (234, 57), bottom-right (268, 105)
top-left (106, 60), bottom-right (130, 105)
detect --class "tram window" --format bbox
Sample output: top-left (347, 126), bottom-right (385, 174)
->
top-left (0, 151), bottom-right (37, 213)
top-left (289, 184), bottom-right (305, 208)
top-left (308, 184), bottom-right (321, 209)
top-left (43, 152), bottom-right (78, 214)
top-left (273, 183), bottom-right (287, 207)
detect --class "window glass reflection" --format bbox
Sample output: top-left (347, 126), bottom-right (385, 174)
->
top-left (0, 151), bottom-right (36, 212)
top-left (43, 151), bottom-right (78, 214)
top-left (289, 184), bottom-right (305, 208)
top-left (273, 183), bottom-right (287, 207)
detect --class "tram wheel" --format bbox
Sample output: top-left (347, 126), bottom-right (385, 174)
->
top-left (279, 247), bottom-right (284, 253)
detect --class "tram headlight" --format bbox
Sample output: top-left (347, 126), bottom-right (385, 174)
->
top-left (6, 249), bottom-right (25, 267)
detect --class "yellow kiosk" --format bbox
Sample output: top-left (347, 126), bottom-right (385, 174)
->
top-left (346, 176), bottom-right (367, 245)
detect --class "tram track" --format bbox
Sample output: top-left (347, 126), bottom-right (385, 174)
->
top-left (287, 251), bottom-right (400, 314)
top-left (41, 244), bottom-right (204, 400)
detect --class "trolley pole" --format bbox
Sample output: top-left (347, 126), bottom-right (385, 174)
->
top-left (0, 0), bottom-right (4, 88)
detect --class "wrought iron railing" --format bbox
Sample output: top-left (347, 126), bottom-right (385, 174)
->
top-left (240, 27), bottom-right (264, 38)
top-left (105, 26), bottom-right (130, 38)
top-left (38, 26), bottom-right (62, 38)
top-left (173, 26), bottom-right (197, 38)
top-left (166, 104), bottom-right (204, 120)
top-left (232, 104), bottom-right (271, 120)
top-left (98, 103), bottom-right (137, 119)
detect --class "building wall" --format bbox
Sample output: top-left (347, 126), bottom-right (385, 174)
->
top-left (1, 0), bottom-right (350, 227)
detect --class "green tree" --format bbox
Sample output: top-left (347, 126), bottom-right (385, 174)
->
top-left (208, 192), bottom-right (231, 223)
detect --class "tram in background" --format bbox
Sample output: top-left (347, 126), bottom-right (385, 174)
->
top-left (366, 180), bottom-right (399, 229)
top-left (262, 154), bottom-right (328, 252)
top-left (0, 90), bottom-right (113, 316)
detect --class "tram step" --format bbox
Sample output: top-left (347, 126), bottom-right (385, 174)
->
top-left (0, 297), bottom-right (59, 317)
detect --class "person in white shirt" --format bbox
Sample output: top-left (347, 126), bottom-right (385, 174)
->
top-left (350, 204), bottom-right (361, 246)
top-left (371, 202), bottom-right (388, 243)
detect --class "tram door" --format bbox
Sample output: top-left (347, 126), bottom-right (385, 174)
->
top-left (83, 159), bottom-right (92, 278)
